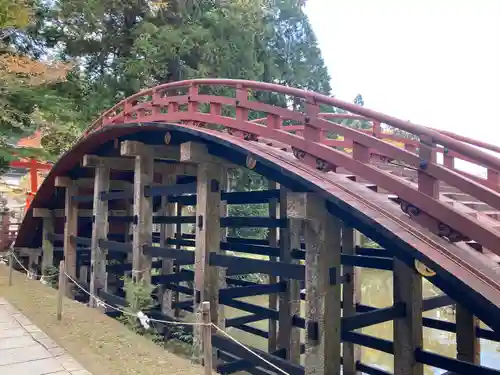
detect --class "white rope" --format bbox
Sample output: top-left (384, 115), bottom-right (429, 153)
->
top-left (212, 324), bottom-right (290, 375)
top-left (6, 253), bottom-right (291, 375)
top-left (63, 271), bottom-right (205, 327)
top-left (64, 271), bottom-right (290, 374)
top-left (8, 252), bottom-right (59, 279)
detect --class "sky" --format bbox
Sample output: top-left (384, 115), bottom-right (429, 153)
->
top-left (304, 0), bottom-right (500, 150)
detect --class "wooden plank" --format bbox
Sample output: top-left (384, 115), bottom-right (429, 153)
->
top-left (278, 187), bottom-right (301, 364)
top-left (83, 153), bottom-right (196, 175)
top-left (393, 258), bottom-right (423, 375)
top-left (193, 157), bottom-right (224, 363)
top-left (40, 213), bottom-right (54, 273)
top-left (160, 173), bottom-right (176, 317)
top-left (268, 180), bottom-right (278, 353)
top-left (90, 165), bottom-right (110, 307)
top-left (121, 141), bottom-right (154, 283)
top-left (180, 141), bottom-right (237, 168)
top-left (288, 192), bottom-right (342, 375)
top-left (342, 225), bottom-right (361, 375)
top-left (456, 304), bottom-right (480, 365)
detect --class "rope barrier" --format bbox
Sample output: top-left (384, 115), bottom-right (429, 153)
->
top-left (8, 251), bottom-right (59, 279)
top-left (4, 252), bottom-right (291, 375)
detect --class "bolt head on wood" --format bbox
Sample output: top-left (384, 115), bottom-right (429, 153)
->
top-left (246, 155), bottom-right (257, 169)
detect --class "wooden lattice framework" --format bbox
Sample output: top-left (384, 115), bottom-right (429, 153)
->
top-left (11, 79), bottom-right (500, 375)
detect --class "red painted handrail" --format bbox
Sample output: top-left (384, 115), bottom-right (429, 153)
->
top-left (80, 79), bottom-right (500, 254)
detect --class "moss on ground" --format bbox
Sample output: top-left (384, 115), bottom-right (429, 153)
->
top-left (0, 265), bottom-right (204, 375)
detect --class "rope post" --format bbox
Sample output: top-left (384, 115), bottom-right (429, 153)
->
top-left (202, 301), bottom-right (213, 375)
top-left (8, 251), bottom-right (13, 286)
top-left (57, 260), bottom-right (65, 321)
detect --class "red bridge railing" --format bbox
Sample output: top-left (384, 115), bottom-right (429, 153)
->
top-left (79, 79), bottom-right (500, 254)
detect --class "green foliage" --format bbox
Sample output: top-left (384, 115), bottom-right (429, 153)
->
top-left (42, 264), bottom-right (59, 288)
top-left (119, 275), bottom-right (161, 343)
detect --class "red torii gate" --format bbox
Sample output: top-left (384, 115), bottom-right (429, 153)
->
top-left (13, 131), bottom-right (52, 210)
top-left (0, 131), bottom-right (52, 250)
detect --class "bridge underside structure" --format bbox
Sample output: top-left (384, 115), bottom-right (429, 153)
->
top-left (11, 79), bottom-right (500, 375)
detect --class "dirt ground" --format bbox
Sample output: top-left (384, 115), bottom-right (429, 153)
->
top-left (0, 265), bottom-right (204, 375)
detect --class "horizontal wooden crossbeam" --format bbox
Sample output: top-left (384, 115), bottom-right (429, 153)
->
top-left (219, 282), bottom-right (286, 300)
top-left (144, 182), bottom-right (197, 197)
top-left (142, 246), bottom-right (195, 263)
top-left (212, 335), bottom-right (304, 375)
top-left (170, 189), bottom-right (281, 205)
top-left (210, 253), bottom-right (305, 279)
top-left (341, 303), bottom-right (406, 332)
top-left (415, 348), bottom-right (500, 375)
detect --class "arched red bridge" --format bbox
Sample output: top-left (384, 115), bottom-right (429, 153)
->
top-left (10, 79), bottom-right (500, 375)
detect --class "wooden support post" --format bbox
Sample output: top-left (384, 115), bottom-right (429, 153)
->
top-left (342, 226), bottom-right (361, 375)
top-left (185, 142), bottom-right (223, 363)
top-left (89, 164), bottom-right (110, 307)
top-left (456, 304), bottom-right (480, 364)
top-left (268, 180), bottom-right (278, 353)
top-left (174, 201), bottom-right (183, 318)
top-left (218, 168), bottom-right (228, 331)
top-left (28, 251), bottom-right (39, 279)
top-left (121, 141), bottom-right (154, 284)
top-left (393, 258), bottom-right (423, 375)
top-left (80, 265), bottom-right (89, 284)
top-left (202, 301), bottom-right (213, 375)
top-left (288, 193), bottom-right (342, 375)
top-left (278, 187), bottom-right (301, 363)
top-left (8, 251), bottom-right (13, 286)
top-left (55, 177), bottom-right (78, 296)
top-left (160, 173), bottom-right (176, 317)
top-left (57, 260), bottom-right (65, 321)
top-left (41, 213), bottom-right (54, 273)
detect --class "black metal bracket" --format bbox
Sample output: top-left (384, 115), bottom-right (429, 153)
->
top-left (195, 290), bottom-right (201, 304)
top-left (133, 215), bottom-right (138, 225)
top-left (197, 215), bottom-right (203, 230)
top-left (307, 320), bottom-right (319, 342)
top-left (210, 179), bottom-right (220, 193)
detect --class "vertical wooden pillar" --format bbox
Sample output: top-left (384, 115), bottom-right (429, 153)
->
top-left (28, 251), bottom-right (39, 279)
top-left (121, 141), bottom-right (154, 283)
top-left (88, 160), bottom-right (110, 307)
top-left (393, 259), bottom-right (423, 375)
top-left (193, 161), bottom-right (223, 362)
top-left (278, 187), bottom-right (301, 363)
top-left (55, 177), bottom-right (78, 295)
top-left (160, 173), bottom-right (176, 316)
top-left (268, 180), bottom-right (278, 353)
top-left (342, 225), bottom-right (361, 375)
top-left (456, 305), bottom-right (480, 364)
top-left (288, 193), bottom-right (342, 375)
top-left (174, 201), bottom-right (183, 317)
top-left (218, 168), bottom-right (228, 331)
top-left (41, 213), bottom-right (54, 273)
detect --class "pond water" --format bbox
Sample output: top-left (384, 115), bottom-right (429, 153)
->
top-left (218, 269), bottom-right (500, 374)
